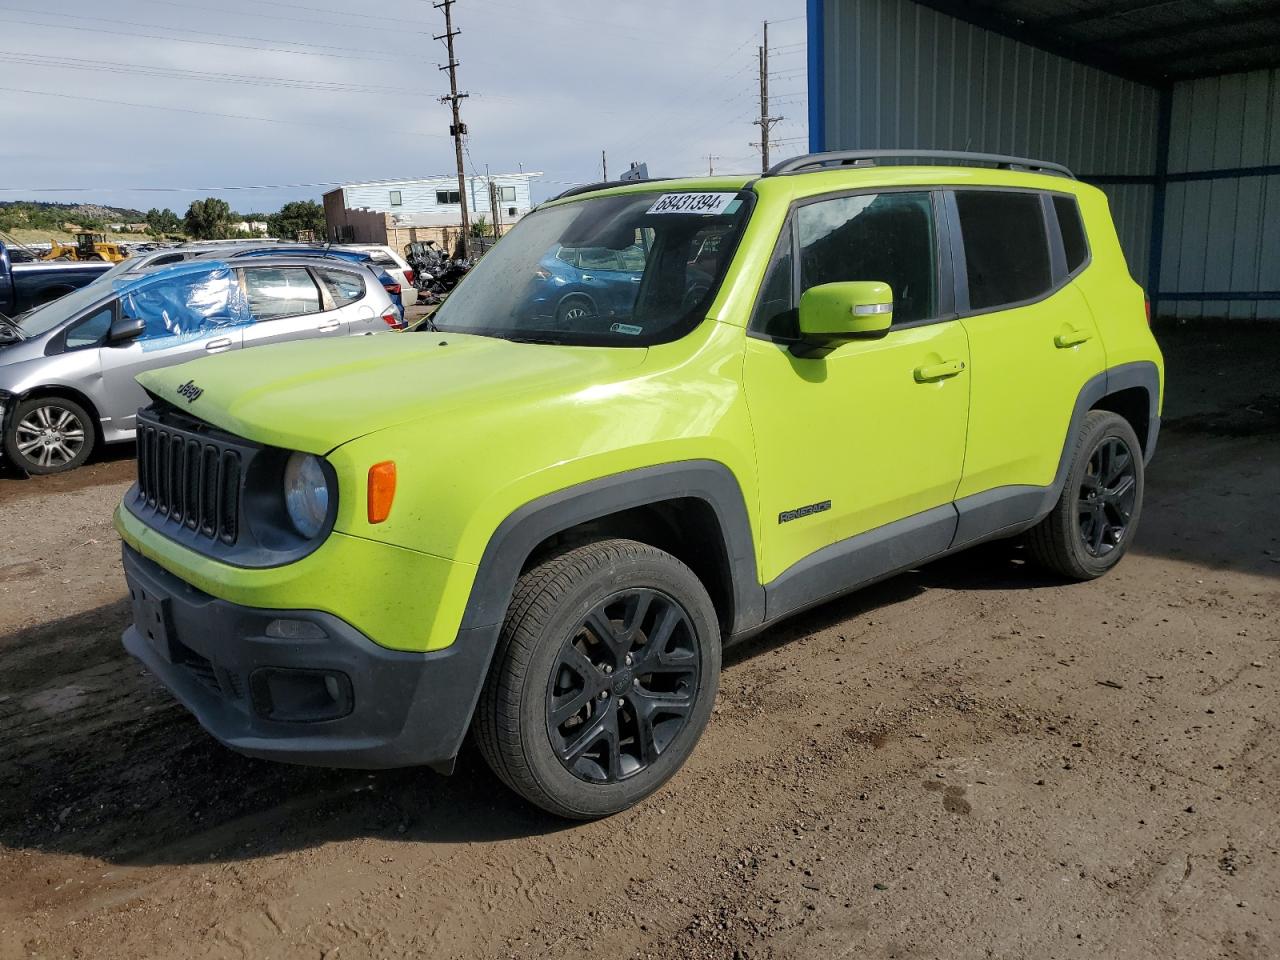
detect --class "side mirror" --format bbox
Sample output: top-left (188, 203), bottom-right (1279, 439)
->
top-left (108, 315), bottom-right (145, 345)
top-left (793, 281), bottom-right (893, 358)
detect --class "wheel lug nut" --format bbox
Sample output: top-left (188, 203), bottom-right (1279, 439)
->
top-left (625, 654), bottom-right (633, 666)
top-left (603, 665), bottom-right (613, 674)
top-left (599, 691), bottom-right (609, 700)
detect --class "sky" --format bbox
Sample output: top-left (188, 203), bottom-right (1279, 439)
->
top-left (0, 0), bottom-right (809, 214)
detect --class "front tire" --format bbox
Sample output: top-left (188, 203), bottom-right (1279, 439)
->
top-left (474, 539), bottom-right (721, 819)
top-left (1026, 410), bottom-right (1144, 580)
top-left (4, 396), bottom-right (96, 474)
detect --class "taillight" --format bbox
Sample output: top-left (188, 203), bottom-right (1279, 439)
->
top-left (534, 267), bottom-right (552, 279)
top-left (385, 283), bottom-right (402, 295)
top-left (380, 309), bottom-right (400, 328)
top-left (404, 270), bottom-right (415, 285)
top-left (1144, 296), bottom-right (1152, 326)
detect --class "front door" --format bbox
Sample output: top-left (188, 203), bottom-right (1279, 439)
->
top-left (99, 271), bottom-right (246, 435)
top-left (743, 190), bottom-right (970, 588)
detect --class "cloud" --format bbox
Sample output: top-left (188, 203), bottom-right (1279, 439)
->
top-left (0, 0), bottom-right (807, 211)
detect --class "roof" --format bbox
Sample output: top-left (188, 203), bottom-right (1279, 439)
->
top-left (333, 172), bottom-right (545, 192)
top-left (907, 0), bottom-right (1280, 83)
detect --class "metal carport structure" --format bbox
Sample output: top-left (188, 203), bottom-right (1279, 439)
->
top-left (806, 0), bottom-right (1280, 319)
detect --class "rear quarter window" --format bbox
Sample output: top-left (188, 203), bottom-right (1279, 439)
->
top-left (1054, 196), bottom-right (1090, 275)
top-left (315, 267), bottom-right (366, 307)
top-left (955, 191), bottom-right (1053, 312)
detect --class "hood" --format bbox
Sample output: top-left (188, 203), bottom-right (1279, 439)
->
top-left (0, 330), bottom-right (51, 367)
top-left (137, 331), bottom-right (649, 454)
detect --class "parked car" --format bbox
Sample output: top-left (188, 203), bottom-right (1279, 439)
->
top-left (333, 244), bottom-right (418, 306)
top-left (0, 242), bottom-right (111, 317)
top-left (0, 256), bottom-right (399, 473)
top-left (113, 151), bottom-right (1163, 820)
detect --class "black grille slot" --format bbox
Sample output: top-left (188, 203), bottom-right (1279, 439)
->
top-left (133, 408), bottom-right (245, 547)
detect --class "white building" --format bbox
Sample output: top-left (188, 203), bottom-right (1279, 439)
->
top-left (323, 172), bottom-right (542, 249)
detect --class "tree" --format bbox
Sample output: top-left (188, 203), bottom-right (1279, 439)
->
top-left (145, 207), bottom-right (182, 237)
top-left (470, 214), bottom-right (490, 238)
top-left (183, 197), bottom-right (232, 240)
top-left (266, 200), bottom-right (326, 241)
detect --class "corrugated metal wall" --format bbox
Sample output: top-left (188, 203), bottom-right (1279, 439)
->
top-left (1162, 68), bottom-right (1280, 319)
top-left (819, 0), bottom-right (1161, 283)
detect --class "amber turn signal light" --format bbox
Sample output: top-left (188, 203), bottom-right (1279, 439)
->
top-left (367, 461), bottom-right (397, 524)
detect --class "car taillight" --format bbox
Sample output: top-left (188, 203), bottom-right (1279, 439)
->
top-left (385, 283), bottom-right (402, 295)
top-left (404, 270), bottom-right (415, 285)
top-left (1144, 296), bottom-right (1152, 326)
top-left (380, 309), bottom-right (400, 328)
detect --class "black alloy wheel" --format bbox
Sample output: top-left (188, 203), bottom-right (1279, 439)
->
top-left (545, 588), bottom-right (701, 784)
top-left (1078, 436), bottom-right (1138, 557)
top-left (1026, 409), bottom-right (1145, 580)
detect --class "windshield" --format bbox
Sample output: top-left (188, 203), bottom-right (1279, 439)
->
top-left (13, 282), bottom-right (114, 338)
top-left (431, 188), bottom-right (752, 346)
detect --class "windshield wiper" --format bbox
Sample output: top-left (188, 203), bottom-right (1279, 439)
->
top-left (503, 334), bottom-right (564, 345)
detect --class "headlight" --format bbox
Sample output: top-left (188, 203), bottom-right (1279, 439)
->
top-left (283, 452), bottom-right (330, 539)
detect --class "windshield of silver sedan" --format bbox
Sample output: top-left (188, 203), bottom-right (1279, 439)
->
top-left (429, 189), bottom-right (752, 346)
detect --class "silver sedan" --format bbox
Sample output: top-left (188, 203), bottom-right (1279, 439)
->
top-left (0, 255), bottom-right (400, 474)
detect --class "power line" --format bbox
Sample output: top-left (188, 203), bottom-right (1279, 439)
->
top-left (0, 15), bottom-right (398, 63)
top-left (0, 84), bottom-right (449, 136)
top-left (0, 51), bottom-right (405, 94)
top-left (0, 5), bottom-right (400, 55)
top-left (130, 0), bottom-right (431, 34)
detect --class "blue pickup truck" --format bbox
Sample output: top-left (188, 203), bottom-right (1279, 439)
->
top-left (0, 243), bottom-right (112, 318)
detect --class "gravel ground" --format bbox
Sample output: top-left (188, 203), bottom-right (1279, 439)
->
top-left (0, 324), bottom-right (1277, 960)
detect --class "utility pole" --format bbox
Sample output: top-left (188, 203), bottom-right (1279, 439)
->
top-left (601, 150), bottom-right (608, 181)
top-left (434, 0), bottom-right (470, 258)
top-left (752, 20), bottom-right (781, 174)
top-left (705, 153), bottom-right (721, 175)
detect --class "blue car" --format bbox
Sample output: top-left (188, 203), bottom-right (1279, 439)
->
top-left (528, 244), bottom-right (648, 325)
top-left (231, 247), bottom-right (406, 327)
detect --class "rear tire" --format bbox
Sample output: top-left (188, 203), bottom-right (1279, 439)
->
top-left (1026, 410), bottom-right (1144, 580)
top-left (4, 396), bottom-right (96, 474)
top-left (474, 539), bottom-right (721, 819)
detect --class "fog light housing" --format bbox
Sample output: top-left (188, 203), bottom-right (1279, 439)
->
top-left (249, 667), bottom-right (353, 722)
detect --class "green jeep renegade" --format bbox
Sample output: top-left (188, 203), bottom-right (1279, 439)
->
top-left (116, 151), bottom-right (1163, 818)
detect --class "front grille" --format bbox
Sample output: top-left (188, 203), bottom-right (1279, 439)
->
top-left (135, 410), bottom-right (242, 545)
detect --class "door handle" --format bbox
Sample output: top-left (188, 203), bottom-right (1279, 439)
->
top-left (914, 359), bottom-right (966, 383)
top-left (204, 338), bottom-right (233, 352)
top-left (581, 275), bottom-right (594, 281)
top-left (1054, 327), bottom-right (1093, 348)
top-left (318, 320), bottom-right (340, 332)
top-left (630, 276), bottom-right (642, 283)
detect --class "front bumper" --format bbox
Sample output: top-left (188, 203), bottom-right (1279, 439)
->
top-left (121, 544), bottom-right (496, 770)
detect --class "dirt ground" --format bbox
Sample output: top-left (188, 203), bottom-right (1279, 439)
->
top-left (1, 325), bottom-right (1277, 960)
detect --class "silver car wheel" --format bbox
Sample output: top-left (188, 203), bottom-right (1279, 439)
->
top-left (15, 405), bottom-right (87, 469)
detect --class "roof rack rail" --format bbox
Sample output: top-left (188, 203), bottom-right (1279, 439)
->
top-left (766, 150), bottom-right (1075, 179)
top-left (551, 177), bottom-right (673, 202)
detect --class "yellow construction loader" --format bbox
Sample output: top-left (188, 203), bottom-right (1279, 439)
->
top-left (42, 232), bottom-right (128, 263)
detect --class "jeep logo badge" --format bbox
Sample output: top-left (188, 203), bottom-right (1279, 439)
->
top-left (177, 380), bottom-right (203, 404)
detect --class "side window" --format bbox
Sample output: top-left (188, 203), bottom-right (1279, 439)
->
top-left (243, 268), bottom-right (322, 321)
top-left (125, 271), bottom-right (243, 341)
top-left (315, 267), bottom-right (365, 307)
top-left (500, 185), bottom-right (517, 202)
top-left (955, 192), bottom-right (1053, 311)
top-left (577, 248), bottom-right (621, 270)
top-left (617, 244), bottom-right (647, 272)
top-left (1054, 196), bottom-right (1089, 275)
top-left (751, 222), bottom-right (795, 338)
top-left (65, 305), bottom-right (114, 349)
top-left (796, 192), bottom-right (938, 325)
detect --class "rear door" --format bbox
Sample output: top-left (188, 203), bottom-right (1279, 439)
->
top-left (314, 265), bottom-right (379, 334)
top-left (239, 265), bottom-right (346, 347)
top-left (949, 189), bottom-right (1106, 505)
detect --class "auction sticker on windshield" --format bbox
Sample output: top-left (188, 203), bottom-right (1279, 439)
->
top-left (647, 193), bottom-right (739, 215)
